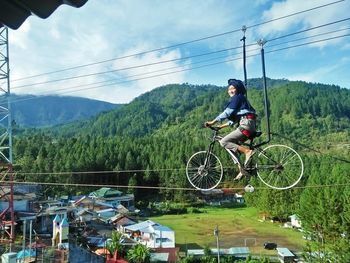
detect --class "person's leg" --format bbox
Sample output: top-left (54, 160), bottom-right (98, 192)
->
top-left (238, 118), bottom-right (256, 165)
top-left (219, 129), bottom-right (242, 153)
top-left (238, 145), bottom-right (254, 165)
top-left (219, 129), bottom-right (248, 180)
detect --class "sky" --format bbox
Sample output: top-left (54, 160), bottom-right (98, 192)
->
top-left (7, 0), bottom-right (350, 104)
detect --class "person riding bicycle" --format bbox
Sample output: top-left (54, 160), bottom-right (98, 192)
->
top-left (205, 78), bottom-right (257, 180)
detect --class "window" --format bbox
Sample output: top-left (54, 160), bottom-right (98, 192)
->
top-left (156, 238), bottom-right (170, 243)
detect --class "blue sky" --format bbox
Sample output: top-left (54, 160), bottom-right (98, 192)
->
top-left (9, 0), bottom-right (350, 103)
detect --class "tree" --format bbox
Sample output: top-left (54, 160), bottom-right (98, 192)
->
top-left (127, 244), bottom-right (151, 263)
top-left (107, 231), bottom-right (125, 258)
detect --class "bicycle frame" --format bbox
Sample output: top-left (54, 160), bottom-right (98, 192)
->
top-left (203, 129), bottom-right (219, 168)
top-left (205, 127), bottom-right (277, 172)
top-left (205, 127), bottom-right (242, 169)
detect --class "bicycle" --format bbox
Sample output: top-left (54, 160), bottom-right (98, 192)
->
top-left (186, 126), bottom-right (304, 191)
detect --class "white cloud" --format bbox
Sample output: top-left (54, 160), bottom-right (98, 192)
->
top-left (258, 0), bottom-right (350, 48)
top-left (9, 0), bottom-right (240, 103)
top-left (287, 63), bottom-right (341, 83)
top-left (7, 1), bottom-right (350, 103)
top-left (9, 20), bottom-right (31, 50)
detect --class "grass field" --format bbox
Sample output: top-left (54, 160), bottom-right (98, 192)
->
top-left (150, 206), bottom-right (305, 255)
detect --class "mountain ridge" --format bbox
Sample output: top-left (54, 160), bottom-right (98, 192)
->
top-left (6, 94), bottom-right (122, 127)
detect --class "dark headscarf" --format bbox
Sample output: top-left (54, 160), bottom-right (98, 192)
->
top-left (227, 78), bottom-right (246, 95)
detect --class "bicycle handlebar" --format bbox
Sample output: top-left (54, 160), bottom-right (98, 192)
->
top-left (207, 126), bottom-right (221, 131)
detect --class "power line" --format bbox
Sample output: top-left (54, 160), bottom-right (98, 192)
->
top-left (11, 0), bottom-right (345, 82)
top-left (6, 32), bottom-right (349, 104)
top-left (11, 17), bottom-right (350, 91)
top-left (8, 32), bottom-right (350, 104)
top-left (266, 27), bottom-right (350, 49)
top-left (8, 53), bottom-right (257, 103)
top-left (247, 0), bottom-right (345, 30)
top-left (2, 180), bottom-right (350, 191)
top-left (11, 44), bottom-right (249, 89)
top-left (266, 17), bottom-right (350, 42)
top-left (266, 33), bottom-right (350, 54)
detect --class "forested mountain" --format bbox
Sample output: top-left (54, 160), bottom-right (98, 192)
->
top-left (12, 79), bottom-right (350, 259)
top-left (6, 94), bottom-right (121, 127)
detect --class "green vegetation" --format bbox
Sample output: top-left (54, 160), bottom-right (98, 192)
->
top-left (151, 207), bottom-right (304, 255)
top-left (9, 79), bottom-right (350, 257)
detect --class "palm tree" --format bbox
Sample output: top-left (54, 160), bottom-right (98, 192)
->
top-left (107, 230), bottom-right (125, 258)
top-left (127, 244), bottom-right (151, 263)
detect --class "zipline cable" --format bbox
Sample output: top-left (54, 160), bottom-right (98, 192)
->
top-left (11, 0), bottom-right (345, 82)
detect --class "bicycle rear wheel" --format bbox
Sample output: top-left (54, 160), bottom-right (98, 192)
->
top-left (256, 144), bottom-right (304, 190)
top-left (186, 151), bottom-right (223, 191)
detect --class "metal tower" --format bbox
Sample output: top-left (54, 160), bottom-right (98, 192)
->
top-left (0, 26), bottom-right (15, 244)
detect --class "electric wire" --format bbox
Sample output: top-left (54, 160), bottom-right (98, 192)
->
top-left (266, 27), bottom-right (350, 48)
top-left (266, 17), bottom-right (350, 42)
top-left (7, 32), bottom-right (350, 105)
top-left (11, 0), bottom-right (345, 82)
top-left (10, 23), bottom-right (350, 100)
top-left (2, 180), bottom-right (350, 191)
top-left (11, 17), bottom-right (350, 91)
top-left (11, 44), bottom-right (251, 89)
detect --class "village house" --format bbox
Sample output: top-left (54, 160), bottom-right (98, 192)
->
top-left (124, 220), bottom-right (175, 248)
top-left (109, 214), bottom-right (136, 233)
top-left (88, 187), bottom-right (135, 211)
top-left (0, 187), bottom-right (36, 211)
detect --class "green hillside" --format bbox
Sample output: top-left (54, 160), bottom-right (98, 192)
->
top-left (12, 80), bottom-right (350, 259)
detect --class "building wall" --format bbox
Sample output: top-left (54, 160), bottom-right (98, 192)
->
top-left (69, 243), bottom-right (105, 263)
top-left (141, 231), bottom-right (175, 248)
top-left (0, 200), bottom-right (28, 211)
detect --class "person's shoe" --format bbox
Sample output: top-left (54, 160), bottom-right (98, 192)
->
top-left (234, 170), bottom-right (248, 181)
top-left (244, 150), bottom-right (255, 166)
top-left (234, 172), bottom-right (244, 181)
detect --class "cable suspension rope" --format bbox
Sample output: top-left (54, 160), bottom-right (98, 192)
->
top-left (11, 0), bottom-right (345, 82)
top-left (271, 132), bottom-right (350, 164)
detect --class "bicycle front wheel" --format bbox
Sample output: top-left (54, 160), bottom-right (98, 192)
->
top-left (256, 144), bottom-right (304, 190)
top-left (186, 151), bottom-right (223, 191)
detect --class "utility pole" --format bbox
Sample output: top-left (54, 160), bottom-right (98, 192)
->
top-left (214, 225), bottom-right (220, 263)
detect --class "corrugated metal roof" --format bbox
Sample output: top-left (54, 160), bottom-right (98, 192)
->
top-left (277, 247), bottom-right (295, 257)
top-left (0, 0), bottom-right (88, 30)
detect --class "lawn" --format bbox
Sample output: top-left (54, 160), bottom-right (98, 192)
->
top-left (150, 206), bottom-right (305, 255)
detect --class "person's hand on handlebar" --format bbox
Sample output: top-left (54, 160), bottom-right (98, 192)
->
top-left (205, 120), bottom-right (216, 127)
top-left (205, 120), bottom-right (230, 130)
